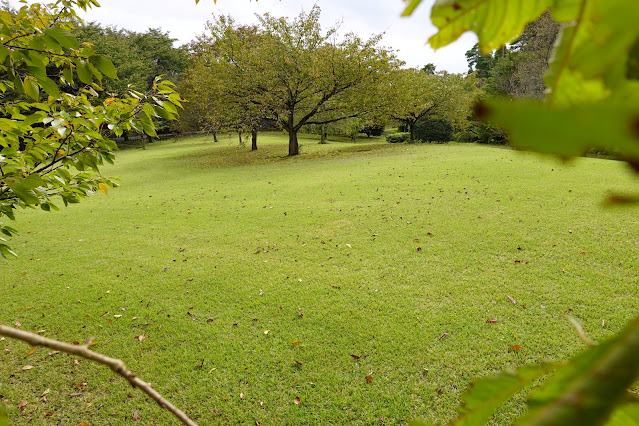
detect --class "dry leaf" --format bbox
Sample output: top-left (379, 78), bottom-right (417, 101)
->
top-left (291, 340), bottom-right (300, 346)
top-left (15, 321), bottom-right (22, 328)
top-left (48, 351), bottom-right (60, 356)
top-left (22, 365), bottom-right (34, 370)
top-left (507, 296), bottom-right (517, 304)
top-left (486, 318), bottom-right (498, 324)
top-left (294, 396), bottom-right (300, 405)
top-left (138, 334), bottom-right (147, 341)
top-left (42, 388), bottom-right (50, 396)
top-left (365, 376), bottom-right (373, 384)
top-left (101, 311), bottom-right (110, 317)
top-left (114, 315), bottom-right (122, 318)
top-left (133, 410), bottom-right (139, 421)
top-left (294, 360), bottom-right (302, 366)
top-left (264, 330), bottom-right (270, 335)
top-left (508, 345), bottom-right (524, 351)
top-left (350, 354), bottom-right (360, 360)
top-left (41, 395), bottom-right (47, 403)
top-left (439, 332), bottom-right (449, 341)
top-left (73, 359), bottom-right (80, 365)
top-left (27, 346), bottom-right (37, 356)
top-left (240, 392), bottom-right (245, 399)
top-left (17, 400), bottom-right (28, 408)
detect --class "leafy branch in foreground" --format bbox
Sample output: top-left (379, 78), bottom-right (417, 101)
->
top-left (0, 0), bottom-right (183, 260)
top-left (402, 0), bottom-right (639, 424)
top-left (0, 325), bottom-right (197, 426)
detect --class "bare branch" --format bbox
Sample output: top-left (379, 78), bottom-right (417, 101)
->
top-left (0, 325), bottom-right (198, 426)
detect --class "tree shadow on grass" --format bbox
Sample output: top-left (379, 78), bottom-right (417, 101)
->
top-left (178, 137), bottom-right (399, 169)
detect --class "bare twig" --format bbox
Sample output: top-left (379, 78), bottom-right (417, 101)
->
top-left (0, 325), bottom-right (197, 426)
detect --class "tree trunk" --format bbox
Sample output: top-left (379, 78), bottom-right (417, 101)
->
top-left (123, 130), bottom-right (129, 142)
top-left (351, 133), bottom-right (356, 143)
top-left (288, 130), bottom-right (299, 156)
top-left (409, 122), bottom-right (415, 143)
top-left (251, 130), bottom-right (258, 151)
top-left (238, 132), bottom-right (244, 145)
top-left (213, 131), bottom-right (218, 143)
top-left (142, 133), bottom-right (147, 150)
top-left (319, 125), bottom-right (327, 144)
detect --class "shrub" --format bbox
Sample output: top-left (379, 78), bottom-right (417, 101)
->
top-left (386, 132), bottom-right (410, 143)
top-left (362, 124), bottom-right (385, 137)
top-left (414, 117), bottom-right (453, 142)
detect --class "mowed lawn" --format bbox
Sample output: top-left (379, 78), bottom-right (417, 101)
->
top-left (2, 132), bottom-right (639, 425)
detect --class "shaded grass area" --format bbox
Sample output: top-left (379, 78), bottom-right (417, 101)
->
top-left (1, 134), bottom-right (639, 425)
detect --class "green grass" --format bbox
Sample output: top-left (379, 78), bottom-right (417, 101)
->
top-left (2, 132), bottom-right (639, 425)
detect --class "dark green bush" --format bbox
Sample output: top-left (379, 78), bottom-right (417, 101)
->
top-left (386, 132), bottom-right (410, 143)
top-left (414, 117), bottom-right (453, 142)
top-left (362, 124), bottom-right (385, 137)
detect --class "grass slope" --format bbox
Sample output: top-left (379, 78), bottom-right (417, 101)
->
top-left (1, 133), bottom-right (639, 425)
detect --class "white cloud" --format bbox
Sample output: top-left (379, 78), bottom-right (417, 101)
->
top-left (20, 0), bottom-right (477, 73)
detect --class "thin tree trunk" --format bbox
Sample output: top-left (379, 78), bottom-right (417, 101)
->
top-left (288, 130), bottom-right (299, 156)
top-left (251, 130), bottom-right (258, 151)
top-left (409, 122), bottom-right (415, 143)
top-left (319, 125), bottom-right (327, 144)
top-left (213, 131), bottom-right (218, 143)
top-left (123, 130), bottom-right (129, 142)
top-left (142, 133), bottom-right (147, 150)
top-left (238, 132), bottom-right (243, 145)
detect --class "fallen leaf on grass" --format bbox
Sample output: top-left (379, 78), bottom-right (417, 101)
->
top-left (240, 393), bottom-right (245, 399)
top-left (365, 376), bottom-right (373, 384)
top-left (22, 365), bottom-right (34, 370)
top-left (486, 318), bottom-right (498, 324)
top-left (350, 354), bottom-right (360, 360)
top-left (15, 322), bottom-right (21, 328)
top-left (416, 247), bottom-right (422, 252)
top-left (294, 396), bottom-right (300, 405)
top-left (439, 332), bottom-right (449, 341)
top-left (211, 410), bottom-right (221, 415)
top-left (437, 389), bottom-right (443, 395)
top-left (48, 351), bottom-right (59, 356)
top-left (69, 393), bottom-right (83, 397)
top-left (101, 311), bottom-right (109, 317)
top-left (42, 389), bottom-right (50, 396)
top-left (138, 334), bottom-right (146, 341)
top-left (41, 395), bottom-right (47, 403)
top-left (507, 296), bottom-right (517, 304)
top-left (264, 330), bottom-right (270, 335)
top-left (17, 400), bottom-right (27, 408)
top-left (73, 360), bottom-right (80, 365)
top-left (294, 360), bottom-right (302, 366)
top-left (291, 340), bottom-right (300, 346)
top-left (207, 318), bottom-right (215, 323)
top-left (27, 347), bottom-right (37, 356)
top-left (508, 345), bottom-right (524, 351)
top-left (133, 410), bottom-right (139, 421)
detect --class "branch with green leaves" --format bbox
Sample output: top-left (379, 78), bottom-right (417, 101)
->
top-left (0, 0), bottom-right (183, 259)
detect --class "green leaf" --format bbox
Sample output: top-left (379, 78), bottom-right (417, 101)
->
top-left (44, 27), bottom-right (79, 49)
top-left (517, 315), bottom-right (639, 425)
top-left (26, 66), bottom-right (60, 98)
top-left (606, 403), bottom-right (639, 426)
top-left (429, 0), bottom-right (553, 53)
top-left (75, 59), bottom-right (93, 85)
top-left (23, 76), bottom-right (39, 101)
top-left (451, 363), bottom-right (559, 425)
top-left (0, 401), bottom-right (7, 426)
top-left (89, 55), bottom-right (118, 79)
top-left (402, 0), bottom-right (423, 16)
top-left (480, 99), bottom-right (639, 159)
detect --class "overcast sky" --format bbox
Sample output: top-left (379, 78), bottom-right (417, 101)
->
top-left (22, 0), bottom-right (478, 73)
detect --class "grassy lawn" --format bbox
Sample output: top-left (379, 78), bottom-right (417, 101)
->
top-left (1, 132), bottom-right (638, 425)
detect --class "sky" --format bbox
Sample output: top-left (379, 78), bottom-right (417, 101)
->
top-left (21, 0), bottom-right (478, 74)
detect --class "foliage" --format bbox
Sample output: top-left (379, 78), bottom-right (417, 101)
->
top-left (413, 117), bottom-right (452, 143)
top-left (0, 0), bottom-right (181, 259)
top-left (361, 122), bottom-right (385, 137)
top-left (389, 69), bottom-right (475, 142)
top-left (403, 0), bottom-right (639, 424)
top-left (385, 132), bottom-right (410, 143)
top-left (192, 6), bottom-right (399, 156)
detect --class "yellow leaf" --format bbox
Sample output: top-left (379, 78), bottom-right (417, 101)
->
top-left (98, 183), bottom-right (108, 195)
top-left (104, 97), bottom-right (115, 105)
top-left (291, 340), bottom-right (300, 345)
top-left (27, 346), bottom-right (37, 356)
